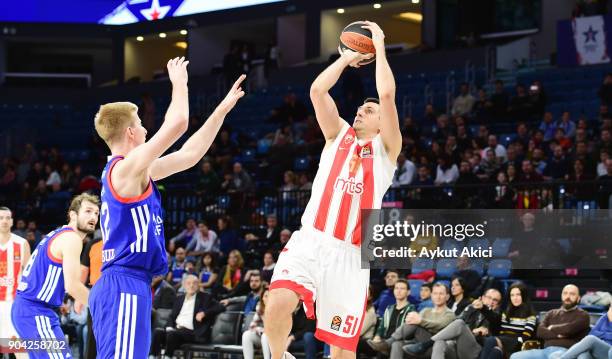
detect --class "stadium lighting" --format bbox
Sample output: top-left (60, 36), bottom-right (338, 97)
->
top-left (180, 29), bottom-right (188, 35)
top-left (411, 0), bottom-right (420, 3)
top-left (397, 12), bottom-right (423, 22)
top-left (136, 36), bottom-right (144, 42)
top-left (373, 3), bottom-right (382, 9)
top-left (159, 32), bottom-right (167, 38)
top-left (337, 8), bottom-right (345, 14)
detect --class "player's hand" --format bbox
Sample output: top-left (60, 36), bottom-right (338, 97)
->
top-left (74, 301), bottom-right (85, 315)
top-left (338, 46), bottom-right (374, 68)
top-left (218, 74), bottom-right (246, 114)
top-left (195, 311), bottom-right (205, 322)
top-left (361, 21), bottom-right (385, 51)
top-left (167, 57), bottom-right (189, 87)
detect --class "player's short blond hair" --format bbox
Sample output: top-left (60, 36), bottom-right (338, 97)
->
top-left (94, 102), bottom-right (138, 146)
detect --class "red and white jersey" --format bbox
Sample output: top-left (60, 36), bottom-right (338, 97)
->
top-left (301, 122), bottom-right (395, 246)
top-left (0, 234), bottom-right (27, 301)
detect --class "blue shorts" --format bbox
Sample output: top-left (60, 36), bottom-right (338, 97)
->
top-left (89, 266), bottom-right (153, 359)
top-left (11, 296), bottom-right (72, 359)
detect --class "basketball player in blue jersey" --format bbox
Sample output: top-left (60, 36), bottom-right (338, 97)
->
top-left (11, 193), bottom-right (100, 359)
top-left (90, 57), bottom-right (246, 358)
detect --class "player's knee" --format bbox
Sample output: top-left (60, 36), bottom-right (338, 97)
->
top-left (265, 289), bottom-right (298, 319)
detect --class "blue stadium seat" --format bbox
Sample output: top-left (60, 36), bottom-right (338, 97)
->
top-left (492, 238), bottom-right (512, 258)
top-left (469, 259), bottom-right (485, 277)
top-left (441, 239), bottom-right (463, 252)
top-left (294, 157), bottom-right (310, 171)
top-left (408, 280), bottom-right (424, 297)
top-left (435, 259), bottom-right (457, 279)
top-left (487, 259), bottom-right (512, 278)
top-left (412, 258), bottom-right (434, 274)
top-left (468, 238), bottom-right (490, 251)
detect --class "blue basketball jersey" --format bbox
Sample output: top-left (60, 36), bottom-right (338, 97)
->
top-left (100, 156), bottom-right (167, 276)
top-left (16, 227), bottom-right (74, 308)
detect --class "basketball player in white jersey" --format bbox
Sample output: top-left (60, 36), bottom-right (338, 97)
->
top-left (264, 22), bottom-right (401, 359)
top-left (0, 207), bottom-right (30, 354)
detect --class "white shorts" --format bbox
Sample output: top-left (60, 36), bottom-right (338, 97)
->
top-left (0, 300), bottom-right (18, 339)
top-left (270, 227), bottom-right (369, 352)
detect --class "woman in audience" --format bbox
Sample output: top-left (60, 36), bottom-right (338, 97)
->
top-left (242, 289), bottom-right (271, 359)
top-left (261, 250), bottom-right (276, 283)
top-left (552, 304), bottom-right (612, 359)
top-left (448, 277), bottom-right (473, 315)
top-left (479, 282), bottom-right (536, 359)
top-left (199, 252), bottom-right (219, 292)
top-left (357, 287), bottom-right (378, 356)
top-left (215, 249), bottom-right (244, 296)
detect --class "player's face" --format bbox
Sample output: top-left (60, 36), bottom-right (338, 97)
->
top-left (76, 201), bottom-right (100, 234)
top-left (129, 117), bottom-right (147, 145)
top-left (354, 103), bottom-right (380, 136)
top-left (0, 209), bottom-right (13, 234)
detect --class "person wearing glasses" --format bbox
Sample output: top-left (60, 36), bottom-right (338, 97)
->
top-left (404, 288), bottom-right (503, 359)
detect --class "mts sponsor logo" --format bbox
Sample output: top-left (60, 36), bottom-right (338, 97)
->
top-left (334, 177), bottom-right (363, 195)
top-left (0, 276), bottom-right (14, 287)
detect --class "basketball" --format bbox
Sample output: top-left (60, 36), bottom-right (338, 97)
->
top-left (340, 21), bottom-right (376, 65)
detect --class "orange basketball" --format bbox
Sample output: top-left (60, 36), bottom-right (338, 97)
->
top-left (339, 21), bottom-right (376, 65)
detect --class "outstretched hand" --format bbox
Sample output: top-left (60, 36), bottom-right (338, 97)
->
top-left (338, 46), bottom-right (374, 68)
top-left (361, 21), bottom-right (385, 50)
top-left (167, 57), bottom-right (189, 87)
top-left (218, 74), bottom-right (246, 114)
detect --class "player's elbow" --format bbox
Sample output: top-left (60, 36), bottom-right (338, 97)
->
top-left (309, 85), bottom-right (325, 99)
top-left (167, 115), bottom-right (189, 135)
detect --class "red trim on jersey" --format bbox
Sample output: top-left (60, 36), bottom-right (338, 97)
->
top-left (0, 248), bottom-right (6, 300)
top-left (332, 144), bottom-right (364, 241)
top-left (107, 156), bottom-right (153, 204)
top-left (351, 148), bottom-right (375, 246)
top-left (314, 294), bottom-right (368, 352)
top-left (11, 242), bottom-right (21, 299)
top-left (314, 127), bottom-right (355, 232)
top-left (269, 279), bottom-right (315, 319)
top-left (46, 228), bottom-right (75, 264)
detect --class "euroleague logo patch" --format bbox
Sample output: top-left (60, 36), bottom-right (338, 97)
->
top-left (330, 316), bottom-right (342, 331)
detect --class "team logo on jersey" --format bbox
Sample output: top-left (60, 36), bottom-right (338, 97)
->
top-left (360, 145), bottom-right (373, 158)
top-left (330, 316), bottom-right (342, 331)
top-left (334, 177), bottom-right (364, 195)
top-left (0, 276), bottom-right (14, 287)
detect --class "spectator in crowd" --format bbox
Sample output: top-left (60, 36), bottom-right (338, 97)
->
top-left (242, 289), bottom-right (271, 359)
top-left (435, 155), bottom-right (459, 185)
top-left (167, 247), bottom-right (187, 289)
top-left (152, 274), bottom-right (177, 310)
top-left (566, 159), bottom-right (596, 200)
top-left (59, 297), bottom-right (88, 359)
top-left (368, 279), bottom-right (417, 353)
top-left (199, 253), bottom-right (218, 292)
top-left (177, 260), bottom-right (198, 293)
top-left (454, 255), bottom-right (482, 297)
top-left (539, 112), bottom-right (557, 142)
top-left (405, 288), bottom-right (503, 358)
top-left (511, 284), bottom-right (590, 359)
top-left (283, 301), bottom-right (321, 359)
top-left (211, 129), bottom-right (238, 172)
top-left (45, 164), bottom-right (61, 188)
top-left (13, 218), bottom-right (26, 238)
top-left (369, 283), bottom-right (455, 359)
top-left (448, 277), bottom-right (473, 315)
top-left (217, 216), bottom-right (243, 256)
top-left (280, 171), bottom-right (298, 192)
top-left (215, 249), bottom-right (244, 295)
top-left (298, 173), bottom-right (312, 190)
top-left (414, 165), bottom-right (434, 186)
top-left (417, 283), bottom-right (434, 311)
top-left (598, 73), bottom-right (612, 107)
top-left (169, 218), bottom-right (197, 252)
top-left (223, 162), bottom-right (254, 193)
top-left (391, 152), bottom-right (416, 188)
top-left (478, 150), bottom-right (501, 181)
top-left (26, 220), bottom-right (42, 244)
top-left (151, 275), bottom-right (225, 358)
top-left (261, 250), bottom-right (276, 283)
top-left (245, 214), bottom-right (280, 259)
top-left (519, 160), bottom-right (543, 182)
top-left (452, 83), bottom-right (476, 117)
top-left (598, 158), bottom-right (612, 208)
top-left (571, 141), bottom-right (597, 175)
top-left (492, 171), bottom-right (515, 208)
top-left (221, 270), bottom-right (263, 313)
top-left (558, 112), bottom-right (576, 139)
top-left (598, 129), bottom-right (612, 155)
top-left (552, 305), bottom-right (612, 359)
top-left (509, 85), bottom-right (534, 120)
top-left (483, 135), bottom-right (508, 162)
top-left (529, 81), bottom-right (547, 118)
top-left (545, 145), bottom-right (571, 180)
top-left (479, 282), bottom-right (536, 359)
top-left (532, 148), bottom-right (548, 175)
top-left (374, 270), bottom-right (400, 318)
top-left (196, 160), bottom-right (221, 198)
top-left (473, 88), bottom-right (491, 123)
top-left (186, 221), bottom-right (220, 258)
top-left (490, 80), bottom-right (509, 120)
top-left (272, 228), bottom-right (291, 253)
top-left (355, 288), bottom-right (379, 357)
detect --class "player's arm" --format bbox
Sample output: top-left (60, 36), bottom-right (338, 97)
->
top-left (309, 50), bottom-right (372, 141)
top-left (362, 21), bottom-right (402, 161)
top-left (58, 233), bottom-right (89, 304)
top-left (118, 57), bottom-right (190, 178)
top-left (150, 75), bottom-right (246, 181)
top-left (21, 240), bottom-right (31, 273)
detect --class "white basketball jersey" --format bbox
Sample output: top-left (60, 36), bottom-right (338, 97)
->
top-left (0, 233), bottom-right (27, 301)
top-left (301, 122), bottom-right (395, 246)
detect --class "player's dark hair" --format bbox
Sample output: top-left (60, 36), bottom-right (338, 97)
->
top-left (0, 206), bottom-right (11, 214)
top-left (364, 97), bottom-right (380, 105)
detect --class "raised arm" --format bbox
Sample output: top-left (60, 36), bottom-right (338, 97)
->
top-left (150, 75), bottom-right (246, 181)
top-left (310, 50), bottom-right (372, 141)
top-left (117, 57), bottom-right (190, 179)
top-left (362, 22), bottom-right (402, 161)
top-left (59, 233), bottom-right (89, 305)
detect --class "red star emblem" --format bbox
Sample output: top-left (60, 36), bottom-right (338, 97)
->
top-left (151, 8), bottom-right (160, 20)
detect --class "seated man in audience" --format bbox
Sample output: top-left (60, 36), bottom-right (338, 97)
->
top-left (166, 247), bottom-right (187, 289)
top-left (370, 282), bottom-right (455, 359)
top-left (153, 274), bottom-right (177, 310)
top-left (374, 270), bottom-right (401, 318)
top-left (510, 284), bottom-right (590, 359)
top-left (454, 255), bottom-right (482, 297)
top-left (551, 304), bottom-right (612, 359)
top-left (150, 275), bottom-right (225, 359)
top-left (405, 288), bottom-right (502, 358)
top-left (417, 283), bottom-right (434, 311)
top-left (368, 279), bottom-right (416, 353)
top-left (220, 270), bottom-right (263, 313)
